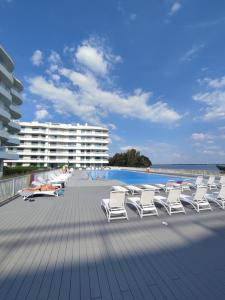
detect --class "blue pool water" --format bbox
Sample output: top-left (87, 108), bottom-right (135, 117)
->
top-left (89, 170), bottom-right (186, 184)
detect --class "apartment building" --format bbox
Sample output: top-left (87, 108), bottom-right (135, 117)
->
top-left (6, 121), bottom-right (109, 168)
top-left (0, 46), bottom-right (23, 176)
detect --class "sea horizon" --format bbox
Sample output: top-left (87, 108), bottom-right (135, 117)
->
top-left (152, 164), bottom-right (222, 171)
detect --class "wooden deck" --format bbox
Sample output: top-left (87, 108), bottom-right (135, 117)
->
top-left (1, 176), bottom-right (225, 299)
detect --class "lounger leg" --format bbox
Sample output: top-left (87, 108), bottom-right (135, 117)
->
top-left (108, 211), bottom-right (111, 223)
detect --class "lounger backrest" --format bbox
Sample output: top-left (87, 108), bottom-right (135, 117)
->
top-left (167, 188), bottom-right (181, 204)
top-left (218, 185), bottom-right (225, 200)
top-left (109, 191), bottom-right (125, 209)
top-left (36, 175), bottom-right (45, 182)
top-left (140, 190), bottom-right (155, 206)
top-left (196, 176), bottom-right (203, 185)
top-left (194, 187), bottom-right (207, 202)
top-left (207, 176), bottom-right (215, 185)
top-left (220, 176), bottom-right (225, 185)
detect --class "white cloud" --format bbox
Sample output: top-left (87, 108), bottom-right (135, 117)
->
top-left (169, 2), bottom-right (182, 16)
top-left (108, 123), bottom-right (117, 130)
top-left (193, 75), bottom-right (225, 120)
top-left (191, 133), bottom-right (211, 142)
top-left (76, 44), bottom-right (108, 76)
top-left (130, 13), bottom-right (137, 21)
top-left (180, 44), bottom-right (204, 62)
top-left (35, 106), bottom-right (49, 120)
top-left (31, 50), bottom-right (43, 66)
top-left (187, 17), bottom-right (225, 29)
top-left (121, 145), bottom-right (140, 152)
top-left (28, 40), bottom-right (182, 125)
top-left (111, 133), bottom-right (123, 142)
top-left (75, 38), bottom-right (121, 76)
top-left (203, 76), bottom-right (225, 89)
top-left (48, 51), bottom-right (61, 65)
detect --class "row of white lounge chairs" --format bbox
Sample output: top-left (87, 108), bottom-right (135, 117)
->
top-left (101, 175), bottom-right (225, 222)
top-left (18, 170), bottom-right (72, 200)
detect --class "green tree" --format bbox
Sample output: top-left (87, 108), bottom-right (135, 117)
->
top-left (109, 148), bottom-right (152, 167)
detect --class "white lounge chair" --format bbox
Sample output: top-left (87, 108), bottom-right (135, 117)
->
top-left (206, 176), bottom-right (217, 190)
top-left (125, 185), bottom-right (142, 195)
top-left (32, 175), bottom-right (62, 188)
top-left (189, 176), bottom-right (204, 189)
top-left (154, 188), bottom-right (185, 215)
top-left (179, 179), bottom-right (191, 192)
top-left (181, 186), bottom-right (212, 212)
top-left (19, 189), bottom-right (60, 201)
top-left (112, 186), bottom-right (128, 192)
top-left (127, 190), bottom-right (158, 218)
top-left (216, 176), bottom-right (225, 188)
top-left (206, 185), bottom-right (225, 209)
top-left (141, 184), bottom-right (160, 193)
top-left (155, 181), bottom-right (180, 192)
top-left (101, 191), bottom-right (128, 222)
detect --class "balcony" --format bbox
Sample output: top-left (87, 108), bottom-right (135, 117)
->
top-left (0, 107), bottom-right (11, 124)
top-left (13, 77), bottom-right (23, 92)
top-left (6, 136), bottom-right (20, 146)
top-left (7, 121), bottom-right (21, 133)
top-left (9, 104), bottom-right (22, 119)
top-left (0, 147), bottom-right (18, 160)
top-left (0, 129), bottom-right (9, 140)
top-left (79, 132), bottom-right (108, 137)
top-left (11, 88), bottom-right (23, 105)
top-left (0, 63), bottom-right (13, 86)
top-left (0, 85), bottom-right (12, 106)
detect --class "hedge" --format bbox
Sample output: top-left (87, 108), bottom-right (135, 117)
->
top-left (3, 166), bottom-right (47, 176)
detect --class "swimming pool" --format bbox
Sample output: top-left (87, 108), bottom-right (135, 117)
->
top-left (89, 169), bottom-right (185, 184)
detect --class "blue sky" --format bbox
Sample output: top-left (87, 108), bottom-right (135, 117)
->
top-left (1, 0), bottom-right (225, 163)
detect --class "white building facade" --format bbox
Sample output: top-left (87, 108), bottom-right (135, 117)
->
top-left (0, 46), bottom-right (23, 176)
top-left (6, 122), bottom-right (109, 168)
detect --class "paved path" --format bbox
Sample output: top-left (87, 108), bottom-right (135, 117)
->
top-left (1, 176), bottom-right (225, 299)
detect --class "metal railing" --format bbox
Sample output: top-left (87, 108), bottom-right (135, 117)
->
top-left (0, 175), bottom-right (28, 204)
top-left (0, 167), bottom-right (69, 205)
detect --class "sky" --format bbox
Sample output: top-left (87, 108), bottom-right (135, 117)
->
top-left (1, 0), bottom-right (225, 164)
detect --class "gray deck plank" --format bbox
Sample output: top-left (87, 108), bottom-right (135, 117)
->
top-left (1, 175), bottom-right (225, 299)
top-left (0, 200), bottom-right (55, 299)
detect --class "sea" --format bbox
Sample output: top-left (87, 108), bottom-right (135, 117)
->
top-left (152, 164), bottom-right (220, 171)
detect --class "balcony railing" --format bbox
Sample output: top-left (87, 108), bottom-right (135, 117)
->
top-left (9, 104), bottom-right (21, 119)
top-left (0, 107), bottom-right (11, 124)
top-left (11, 88), bottom-right (23, 105)
top-left (7, 121), bottom-right (21, 133)
top-left (0, 63), bottom-right (13, 85)
top-left (0, 85), bottom-right (12, 105)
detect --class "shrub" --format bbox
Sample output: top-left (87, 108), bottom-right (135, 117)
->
top-left (3, 166), bottom-right (46, 176)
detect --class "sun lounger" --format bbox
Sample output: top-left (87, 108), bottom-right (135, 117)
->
top-left (154, 188), bottom-right (185, 215)
top-left (180, 179), bottom-right (191, 192)
top-left (19, 189), bottom-right (60, 201)
top-left (141, 184), bottom-right (160, 193)
top-left (206, 176), bottom-right (217, 190)
top-left (125, 185), bottom-right (143, 195)
top-left (180, 186), bottom-right (211, 212)
top-left (155, 181), bottom-right (180, 192)
top-left (127, 190), bottom-right (158, 218)
top-left (206, 185), bottom-right (225, 209)
top-left (216, 176), bottom-right (225, 188)
top-left (32, 175), bottom-right (62, 188)
top-left (189, 176), bottom-right (205, 189)
top-left (101, 191), bottom-right (128, 222)
top-left (112, 186), bottom-right (128, 192)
